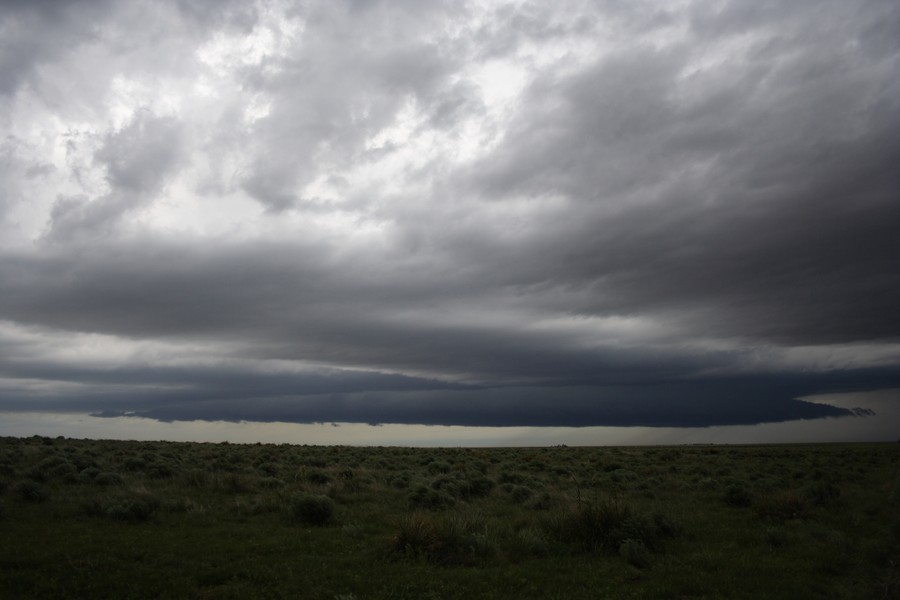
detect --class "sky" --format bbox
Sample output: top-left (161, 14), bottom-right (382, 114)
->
top-left (1, 0), bottom-right (899, 446)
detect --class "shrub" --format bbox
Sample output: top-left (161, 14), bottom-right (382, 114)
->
top-left (146, 464), bottom-right (175, 479)
top-left (723, 484), bottom-right (753, 507)
top-left (82, 490), bottom-right (161, 522)
top-left (95, 472), bottom-right (125, 486)
top-left (427, 460), bottom-right (451, 475)
top-left (508, 526), bottom-right (550, 559)
top-left (619, 538), bottom-right (652, 568)
top-left (24, 466), bottom-right (49, 483)
top-left (498, 471), bottom-right (528, 485)
top-left (756, 491), bottom-right (808, 521)
top-left (80, 467), bottom-right (101, 482)
top-left (259, 477), bottom-right (285, 489)
top-left (341, 523), bottom-right (365, 539)
top-left (289, 494), bottom-right (335, 526)
top-left (72, 455), bottom-right (98, 471)
top-left (408, 486), bottom-right (455, 510)
top-left (805, 481), bottom-right (840, 506)
top-left (306, 469), bottom-right (332, 485)
top-left (13, 480), bottom-right (49, 503)
top-left (528, 491), bottom-right (555, 511)
top-left (123, 457), bottom-right (146, 472)
top-left (463, 476), bottom-right (495, 499)
top-left (180, 469), bottom-right (211, 488)
top-left (390, 474), bottom-right (411, 489)
top-left (508, 485), bottom-right (534, 503)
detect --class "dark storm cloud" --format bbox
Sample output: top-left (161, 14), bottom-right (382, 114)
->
top-left (1, 0), bottom-right (899, 432)
top-left (83, 376), bottom-right (887, 428)
top-left (454, 0), bottom-right (900, 346)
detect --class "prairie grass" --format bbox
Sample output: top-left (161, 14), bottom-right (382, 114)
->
top-left (0, 437), bottom-right (896, 599)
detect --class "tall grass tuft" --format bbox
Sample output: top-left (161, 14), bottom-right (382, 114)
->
top-left (390, 511), bottom-right (496, 566)
top-left (545, 495), bottom-right (677, 555)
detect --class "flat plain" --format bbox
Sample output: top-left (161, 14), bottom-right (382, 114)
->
top-left (0, 436), bottom-right (897, 599)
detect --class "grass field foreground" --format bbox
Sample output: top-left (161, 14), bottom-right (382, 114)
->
top-left (1, 436), bottom-right (898, 599)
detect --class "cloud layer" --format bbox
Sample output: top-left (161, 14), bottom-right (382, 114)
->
top-left (1, 0), bottom-right (899, 430)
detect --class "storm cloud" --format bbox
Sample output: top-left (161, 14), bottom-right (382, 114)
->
top-left (1, 0), bottom-right (899, 434)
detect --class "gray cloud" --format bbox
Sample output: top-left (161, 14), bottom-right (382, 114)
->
top-left (0, 0), bottom-right (111, 96)
top-left (46, 112), bottom-right (186, 240)
top-left (1, 0), bottom-right (898, 434)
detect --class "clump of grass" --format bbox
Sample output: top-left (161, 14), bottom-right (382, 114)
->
top-left (289, 493), bottom-right (335, 526)
top-left (545, 495), bottom-right (676, 554)
top-left (389, 511), bottom-right (496, 566)
top-left (545, 496), bottom-right (630, 552)
top-left (507, 525), bottom-right (550, 560)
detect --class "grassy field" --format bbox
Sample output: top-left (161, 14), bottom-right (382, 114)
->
top-left (0, 436), bottom-right (898, 599)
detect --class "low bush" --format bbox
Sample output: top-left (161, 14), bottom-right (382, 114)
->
top-left (258, 476), bottom-right (284, 489)
top-left (289, 494), bottom-right (335, 526)
top-left (508, 485), bottom-right (534, 503)
top-left (306, 469), bottom-right (331, 485)
top-left (619, 538), bottom-right (652, 568)
top-left (805, 481), bottom-right (841, 506)
top-left (723, 484), bottom-right (753, 507)
top-left (146, 464), bottom-right (175, 479)
top-left (13, 480), bottom-right (49, 503)
top-left (408, 486), bottom-right (455, 510)
top-left (95, 472), bottom-right (125, 486)
top-left (82, 490), bottom-right (161, 522)
top-left (79, 467), bottom-right (101, 482)
top-left (756, 491), bottom-right (808, 521)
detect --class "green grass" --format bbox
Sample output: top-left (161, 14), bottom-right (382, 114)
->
top-left (0, 437), bottom-right (897, 598)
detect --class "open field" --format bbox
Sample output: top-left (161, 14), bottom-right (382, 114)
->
top-left (1, 436), bottom-right (898, 599)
